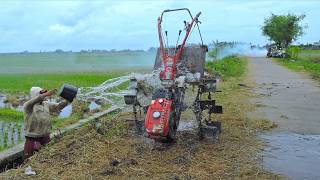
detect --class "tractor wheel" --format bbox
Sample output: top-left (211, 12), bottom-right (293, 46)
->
top-left (162, 112), bottom-right (176, 143)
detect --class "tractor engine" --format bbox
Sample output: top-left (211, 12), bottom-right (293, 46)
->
top-left (144, 97), bottom-right (173, 140)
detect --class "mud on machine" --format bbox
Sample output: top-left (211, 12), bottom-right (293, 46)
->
top-left (124, 8), bottom-right (223, 142)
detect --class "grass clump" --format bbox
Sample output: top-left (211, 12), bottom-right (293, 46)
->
top-left (206, 55), bottom-right (247, 80)
top-left (0, 108), bottom-right (23, 122)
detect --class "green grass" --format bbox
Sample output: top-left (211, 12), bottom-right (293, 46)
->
top-left (0, 72), bottom-right (126, 94)
top-left (0, 108), bottom-right (23, 122)
top-left (274, 49), bottom-right (320, 80)
top-left (205, 55), bottom-right (247, 80)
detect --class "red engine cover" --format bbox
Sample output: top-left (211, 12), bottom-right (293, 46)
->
top-left (144, 98), bottom-right (173, 138)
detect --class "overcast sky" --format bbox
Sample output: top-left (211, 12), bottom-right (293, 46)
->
top-left (0, 0), bottom-right (319, 53)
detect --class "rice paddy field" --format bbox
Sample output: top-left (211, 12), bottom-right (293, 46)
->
top-left (0, 51), bottom-right (155, 74)
top-left (0, 109), bottom-right (24, 152)
top-left (0, 51), bottom-right (155, 94)
top-left (0, 51), bottom-right (155, 151)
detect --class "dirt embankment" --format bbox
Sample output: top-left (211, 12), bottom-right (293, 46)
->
top-left (0, 69), bottom-right (279, 179)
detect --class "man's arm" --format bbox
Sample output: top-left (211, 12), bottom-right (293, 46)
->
top-left (23, 95), bottom-right (45, 113)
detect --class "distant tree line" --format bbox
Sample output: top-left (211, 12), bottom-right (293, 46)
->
top-left (297, 41), bottom-right (320, 50)
top-left (16, 47), bottom-right (158, 54)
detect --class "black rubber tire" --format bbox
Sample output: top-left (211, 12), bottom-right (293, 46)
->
top-left (161, 112), bottom-right (176, 143)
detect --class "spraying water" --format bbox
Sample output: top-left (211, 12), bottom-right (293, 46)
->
top-left (76, 70), bottom-right (163, 110)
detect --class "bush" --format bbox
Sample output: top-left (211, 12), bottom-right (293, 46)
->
top-left (286, 45), bottom-right (301, 59)
top-left (205, 55), bottom-right (247, 80)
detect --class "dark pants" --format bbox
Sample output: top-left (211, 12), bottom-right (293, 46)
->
top-left (24, 135), bottom-right (51, 159)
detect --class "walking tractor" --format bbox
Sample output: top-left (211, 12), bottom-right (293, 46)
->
top-left (124, 8), bottom-right (223, 142)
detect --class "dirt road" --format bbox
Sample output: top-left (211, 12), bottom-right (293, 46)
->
top-left (249, 57), bottom-right (320, 179)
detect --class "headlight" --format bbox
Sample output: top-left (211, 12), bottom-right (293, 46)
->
top-left (152, 111), bottom-right (161, 119)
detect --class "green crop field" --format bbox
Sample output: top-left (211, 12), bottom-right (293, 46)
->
top-left (0, 72), bottom-right (129, 94)
top-left (0, 51), bottom-right (155, 74)
top-left (0, 51), bottom-right (154, 93)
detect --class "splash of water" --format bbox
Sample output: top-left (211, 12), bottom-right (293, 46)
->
top-left (76, 70), bottom-right (163, 109)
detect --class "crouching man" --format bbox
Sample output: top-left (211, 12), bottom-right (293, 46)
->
top-left (23, 87), bottom-right (68, 158)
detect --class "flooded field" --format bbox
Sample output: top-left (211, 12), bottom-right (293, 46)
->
top-left (0, 122), bottom-right (24, 151)
top-left (0, 95), bottom-right (24, 151)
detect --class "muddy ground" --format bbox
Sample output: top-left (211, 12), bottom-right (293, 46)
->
top-left (249, 57), bottom-right (320, 179)
top-left (0, 72), bottom-right (279, 179)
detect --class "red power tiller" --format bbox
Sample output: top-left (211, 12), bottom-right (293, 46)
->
top-left (124, 8), bottom-right (222, 142)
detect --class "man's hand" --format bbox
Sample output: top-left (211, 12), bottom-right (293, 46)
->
top-left (42, 89), bottom-right (57, 97)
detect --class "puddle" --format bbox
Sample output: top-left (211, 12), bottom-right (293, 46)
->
top-left (260, 132), bottom-right (320, 179)
top-left (0, 95), bottom-right (23, 112)
top-left (178, 120), bottom-right (197, 131)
